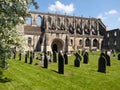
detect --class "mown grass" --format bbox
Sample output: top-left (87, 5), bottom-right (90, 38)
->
top-left (0, 52), bottom-right (120, 90)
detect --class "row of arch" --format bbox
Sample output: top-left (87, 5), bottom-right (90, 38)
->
top-left (70, 38), bottom-right (99, 47)
top-left (26, 14), bottom-right (98, 32)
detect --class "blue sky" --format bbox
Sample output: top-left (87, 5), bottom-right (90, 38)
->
top-left (30, 0), bottom-right (120, 30)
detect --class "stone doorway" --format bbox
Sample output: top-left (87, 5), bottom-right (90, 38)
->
top-left (51, 38), bottom-right (64, 52)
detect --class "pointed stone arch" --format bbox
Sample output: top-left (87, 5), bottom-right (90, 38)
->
top-left (26, 14), bottom-right (32, 25)
top-left (93, 39), bottom-right (98, 47)
top-left (36, 15), bottom-right (42, 26)
top-left (85, 38), bottom-right (91, 47)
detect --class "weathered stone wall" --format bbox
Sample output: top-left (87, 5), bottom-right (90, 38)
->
top-left (17, 11), bottom-right (106, 52)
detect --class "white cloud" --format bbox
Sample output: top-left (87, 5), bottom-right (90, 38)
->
top-left (48, 1), bottom-right (74, 14)
top-left (97, 14), bottom-right (106, 20)
top-left (105, 9), bottom-right (118, 15)
top-left (118, 18), bottom-right (120, 21)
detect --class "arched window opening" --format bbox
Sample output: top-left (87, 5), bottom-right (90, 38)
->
top-left (65, 18), bottom-right (69, 27)
top-left (93, 39), bottom-right (98, 47)
top-left (85, 38), bottom-right (91, 47)
top-left (48, 16), bottom-right (52, 26)
top-left (28, 37), bottom-right (32, 46)
top-left (114, 32), bottom-right (117, 36)
top-left (26, 15), bottom-right (32, 25)
top-left (36, 15), bottom-right (42, 26)
top-left (57, 17), bottom-right (60, 26)
top-left (79, 40), bottom-right (82, 45)
top-left (71, 39), bottom-right (73, 45)
top-left (107, 33), bottom-right (109, 37)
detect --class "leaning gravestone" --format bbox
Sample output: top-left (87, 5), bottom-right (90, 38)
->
top-left (44, 53), bottom-right (48, 68)
top-left (58, 52), bottom-right (64, 74)
top-left (98, 53), bottom-right (106, 73)
top-left (105, 51), bottom-right (111, 66)
top-left (64, 52), bottom-right (68, 64)
top-left (53, 52), bottom-right (57, 62)
top-left (76, 52), bottom-right (82, 61)
top-left (118, 54), bottom-right (120, 60)
top-left (83, 52), bottom-right (89, 64)
top-left (25, 53), bottom-right (28, 63)
top-left (29, 53), bottom-right (33, 64)
top-left (74, 53), bottom-right (80, 67)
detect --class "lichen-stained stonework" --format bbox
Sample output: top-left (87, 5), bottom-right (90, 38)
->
top-left (17, 11), bottom-right (107, 52)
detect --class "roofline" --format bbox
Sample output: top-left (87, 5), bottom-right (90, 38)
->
top-left (29, 11), bottom-right (98, 20)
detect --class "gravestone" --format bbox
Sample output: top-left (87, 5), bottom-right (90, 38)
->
top-left (81, 50), bottom-right (84, 56)
top-left (98, 53), bottom-right (106, 73)
top-left (74, 53), bottom-right (80, 67)
top-left (13, 47), bottom-right (16, 59)
top-left (53, 52), bottom-right (57, 62)
top-left (44, 53), bottom-right (48, 68)
top-left (29, 53), bottom-right (33, 64)
top-left (25, 53), bottom-right (28, 63)
top-left (105, 51), bottom-right (111, 66)
top-left (118, 54), bottom-right (120, 60)
top-left (83, 52), bottom-right (89, 64)
top-left (33, 52), bottom-right (35, 58)
top-left (58, 52), bottom-right (64, 74)
top-left (27, 51), bottom-right (29, 58)
top-left (19, 52), bottom-right (22, 61)
top-left (78, 50), bottom-right (80, 54)
top-left (77, 52), bottom-right (82, 61)
top-left (64, 52), bottom-right (68, 64)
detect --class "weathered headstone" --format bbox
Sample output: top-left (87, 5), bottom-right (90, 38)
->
top-left (74, 53), bottom-right (80, 67)
top-left (98, 53), bottom-right (106, 73)
top-left (19, 52), bottom-right (22, 61)
top-left (33, 52), bottom-right (35, 58)
top-left (105, 51), bottom-right (111, 66)
top-left (83, 52), bottom-right (89, 64)
top-left (29, 53), bottom-right (33, 64)
top-left (53, 52), bottom-right (57, 62)
top-left (44, 53), bottom-right (48, 68)
top-left (58, 52), bottom-right (64, 74)
top-left (64, 52), bottom-right (68, 64)
top-left (77, 52), bottom-right (82, 61)
top-left (118, 54), bottom-right (120, 60)
top-left (25, 53), bottom-right (28, 63)
top-left (13, 47), bottom-right (16, 59)
top-left (27, 51), bottom-right (29, 58)
top-left (81, 50), bottom-right (84, 56)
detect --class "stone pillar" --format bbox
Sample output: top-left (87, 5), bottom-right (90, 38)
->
top-left (66, 35), bottom-right (71, 52)
top-left (99, 40), bottom-right (102, 50)
top-left (97, 21), bottom-right (99, 36)
top-left (91, 39), bottom-right (93, 50)
top-left (83, 38), bottom-right (85, 49)
top-left (32, 15), bottom-right (37, 26)
top-left (45, 33), bottom-right (51, 52)
top-left (41, 34), bottom-right (45, 52)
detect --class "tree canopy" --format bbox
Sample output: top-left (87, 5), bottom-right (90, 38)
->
top-left (0, 0), bottom-right (38, 68)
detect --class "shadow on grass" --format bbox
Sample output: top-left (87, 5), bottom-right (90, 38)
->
top-left (0, 70), bottom-right (12, 83)
top-left (51, 70), bottom-right (59, 74)
top-left (0, 77), bottom-right (12, 83)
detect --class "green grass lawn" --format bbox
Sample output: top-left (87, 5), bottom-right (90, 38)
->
top-left (0, 52), bottom-right (120, 90)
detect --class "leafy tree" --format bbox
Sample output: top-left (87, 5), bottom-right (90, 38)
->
top-left (0, 0), bottom-right (38, 68)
